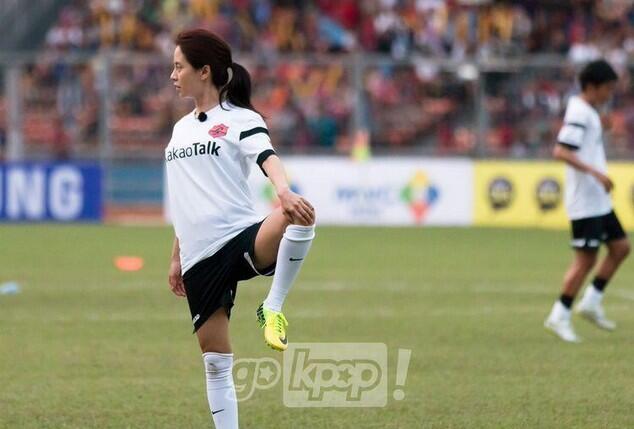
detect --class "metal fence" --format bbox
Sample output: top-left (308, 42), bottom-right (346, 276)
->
top-left (2, 52), bottom-right (634, 162)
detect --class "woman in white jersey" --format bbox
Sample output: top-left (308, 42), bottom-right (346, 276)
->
top-left (165, 29), bottom-right (315, 428)
top-left (545, 60), bottom-right (630, 343)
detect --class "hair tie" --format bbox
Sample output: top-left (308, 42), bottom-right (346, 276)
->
top-left (226, 66), bottom-right (233, 85)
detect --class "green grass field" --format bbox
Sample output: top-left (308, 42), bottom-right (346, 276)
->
top-left (1, 225), bottom-right (633, 428)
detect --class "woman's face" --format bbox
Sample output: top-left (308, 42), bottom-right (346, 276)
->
top-left (171, 46), bottom-right (202, 98)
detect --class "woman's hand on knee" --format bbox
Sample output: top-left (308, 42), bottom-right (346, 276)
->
top-left (278, 189), bottom-right (315, 226)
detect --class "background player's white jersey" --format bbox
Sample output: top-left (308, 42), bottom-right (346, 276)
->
top-left (557, 95), bottom-right (612, 220)
top-left (165, 103), bottom-right (274, 273)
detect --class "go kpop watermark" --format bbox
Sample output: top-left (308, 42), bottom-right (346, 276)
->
top-left (233, 343), bottom-right (412, 407)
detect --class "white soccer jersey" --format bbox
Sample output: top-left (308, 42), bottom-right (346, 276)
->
top-left (165, 103), bottom-right (275, 273)
top-left (557, 95), bottom-right (612, 220)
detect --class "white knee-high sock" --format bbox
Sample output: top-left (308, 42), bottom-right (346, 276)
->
top-left (203, 352), bottom-right (238, 429)
top-left (263, 224), bottom-right (315, 312)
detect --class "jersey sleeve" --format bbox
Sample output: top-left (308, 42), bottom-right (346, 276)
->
top-left (557, 102), bottom-right (588, 150)
top-left (238, 113), bottom-right (276, 176)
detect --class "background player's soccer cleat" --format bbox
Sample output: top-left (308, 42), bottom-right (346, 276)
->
top-left (545, 302), bottom-right (581, 343)
top-left (257, 303), bottom-right (289, 351)
top-left (575, 285), bottom-right (616, 331)
top-left (544, 317), bottom-right (582, 343)
top-left (576, 302), bottom-right (616, 331)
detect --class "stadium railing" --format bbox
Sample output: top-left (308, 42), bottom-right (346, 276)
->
top-left (1, 52), bottom-right (633, 215)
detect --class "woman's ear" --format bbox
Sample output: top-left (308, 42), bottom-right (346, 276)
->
top-left (200, 65), bottom-right (211, 81)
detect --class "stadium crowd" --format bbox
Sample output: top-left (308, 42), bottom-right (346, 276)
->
top-left (4, 0), bottom-right (634, 157)
top-left (42, 0), bottom-right (634, 61)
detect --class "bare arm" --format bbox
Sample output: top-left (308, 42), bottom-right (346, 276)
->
top-left (168, 236), bottom-right (186, 297)
top-left (170, 237), bottom-right (180, 262)
top-left (553, 144), bottom-right (613, 192)
top-left (262, 155), bottom-right (315, 225)
top-left (262, 154), bottom-right (290, 195)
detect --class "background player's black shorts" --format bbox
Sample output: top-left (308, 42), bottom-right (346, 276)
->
top-left (570, 211), bottom-right (627, 251)
top-left (182, 220), bottom-right (276, 332)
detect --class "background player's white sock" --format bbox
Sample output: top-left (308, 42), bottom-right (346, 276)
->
top-left (263, 224), bottom-right (315, 312)
top-left (203, 352), bottom-right (238, 429)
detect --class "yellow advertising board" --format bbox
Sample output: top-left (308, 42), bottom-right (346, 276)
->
top-left (609, 163), bottom-right (634, 231)
top-left (474, 161), bottom-right (634, 230)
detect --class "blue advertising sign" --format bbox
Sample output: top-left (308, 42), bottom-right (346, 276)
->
top-left (0, 163), bottom-right (102, 222)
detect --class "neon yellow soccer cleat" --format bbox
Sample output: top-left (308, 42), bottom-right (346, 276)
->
top-left (257, 303), bottom-right (289, 351)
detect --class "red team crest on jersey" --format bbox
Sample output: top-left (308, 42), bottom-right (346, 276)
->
top-left (209, 124), bottom-right (229, 138)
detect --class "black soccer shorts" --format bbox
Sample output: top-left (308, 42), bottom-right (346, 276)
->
top-left (182, 220), bottom-right (275, 332)
top-left (570, 210), bottom-right (627, 251)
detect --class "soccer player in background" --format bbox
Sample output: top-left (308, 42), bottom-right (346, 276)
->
top-left (545, 59), bottom-right (630, 343)
top-left (165, 29), bottom-right (316, 428)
